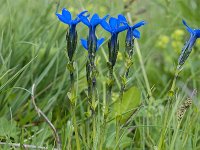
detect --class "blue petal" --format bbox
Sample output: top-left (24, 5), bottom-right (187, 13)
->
top-left (80, 39), bottom-right (88, 50)
top-left (90, 14), bottom-right (100, 26)
top-left (74, 10), bottom-right (89, 25)
top-left (79, 16), bottom-right (90, 26)
top-left (56, 13), bottom-right (70, 24)
top-left (182, 20), bottom-right (194, 34)
top-left (132, 21), bottom-right (146, 29)
top-left (101, 20), bottom-right (111, 32)
top-left (72, 17), bottom-right (81, 25)
top-left (195, 29), bottom-right (200, 38)
top-left (109, 17), bottom-right (118, 31)
top-left (97, 38), bottom-right (105, 50)
top-left (62, 8), bottom-right (71, 21)
top-left (78, 10), bottom-right (88, 16)
top-left (102, 14), bottom-right (109, 20)
top-left (118, 14), bottom-right (127, 23)
top-left (133, 29), bottom-right (140, 38)
top-left (116, 25), bottom-right (128, 33)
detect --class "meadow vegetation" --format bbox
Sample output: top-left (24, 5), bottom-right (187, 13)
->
top-left (0, 0), bottom-right (200, 149)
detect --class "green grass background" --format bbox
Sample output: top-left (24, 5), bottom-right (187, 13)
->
top-left (0, 0), bottom-right (200, 149)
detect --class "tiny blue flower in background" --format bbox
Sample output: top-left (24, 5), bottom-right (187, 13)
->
top-left (178, 20), bottom-right (200, 66)
top-left (56, 8), bottom-right (88, 61)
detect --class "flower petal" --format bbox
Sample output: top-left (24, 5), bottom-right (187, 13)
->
top-left (132, 21), bottom-right (146, 29)
top-left (109, 17), bottom-right (118, 31)
top-left (102, 14), bottom-right (109, 20)
top-left (118, 14), bottom-right (127, 23)
top-left (79, 16), bottom-right (90, 26)
top-left (116, 25), bottom-right (128, 33)
top-left (78, 10), bottom-right (88, 16)
top-left (97, 38), bottom-right (105, 50)
top-left (90, 14), bottom-right (100, 26)
top-left (101, 20), bottom-right (111, 32)
top-left (56, 13), bottom-right (70, 24)
top-left (133, 29), bottom-right (140, 38)
top-left (62, 8), bottom-right (71, 21)
top-left (182, 20), bottom-right (194, 34)
top-left (80, 39), bottom-right (88, 50)
top-left (72, 17), bottom-right (81, 25)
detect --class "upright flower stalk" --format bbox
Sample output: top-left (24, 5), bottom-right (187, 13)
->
top-left (170, 20), bottom-right (200, 94)
top-left (159, 20), bottom-right (200, 149)
top-left (101, 16), bottom-right (128, 101)
top-left (80, 13), bottom-right (107, 148)
top-left (56, 9), bottom-right (88, 150)
top-left (80, 13), bottom-right (107, 112)
top-left (118, 14), bottom-right (146, 99)
top-left (56, 9), bottom-right (87, 86)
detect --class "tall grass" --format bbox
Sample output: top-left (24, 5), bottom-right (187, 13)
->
top-left (0, 0), bottom-right (200, 149)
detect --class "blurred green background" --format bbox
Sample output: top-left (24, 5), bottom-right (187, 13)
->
top-left (0, 0), bottom-right (200, 149)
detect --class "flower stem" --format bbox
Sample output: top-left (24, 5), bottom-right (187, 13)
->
top-left (67, 61), bottom-right (81, 150)
top-left (158, 65), bottom-right (182, 149)
top-left (71, 105), bottom-right (81, 150)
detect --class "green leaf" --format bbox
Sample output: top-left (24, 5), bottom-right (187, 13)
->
top-left (113, 86), bottom-right (141, 124)
top-left (0, 117), bottom-right (19, 141)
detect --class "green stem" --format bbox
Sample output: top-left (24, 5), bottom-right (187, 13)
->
top-left (115, 117), bottom-right (120, 150)
top-left (158, 65), bottom-right (181, 149)
top-left (169, 122), bottom-right (181, 150)
top-left (107, 67), bottom-right (113, 101)
top-left (67, 61), bottom-right (81, 150)
top-left (135, 41), bottom-right (153, 99)
top-left (72, 105), bottom-right (81, 150)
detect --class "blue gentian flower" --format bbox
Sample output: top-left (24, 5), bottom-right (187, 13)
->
top-left (56, 8), bottom-right (87, 26)
top-left (80, 38), bottom-right (105, 51)
top-left (56, 8), bottom-right (88, 61)
top-left (101, 16), bottom-right (128, 67)
top-left (117, 14), bottom-right (146, 56)
top-left (79, 13), bottom-right (108, 53)
top-left (178, 20), bottom-right (200, 66)
top-left (118, 14), bottom-right (146, 41)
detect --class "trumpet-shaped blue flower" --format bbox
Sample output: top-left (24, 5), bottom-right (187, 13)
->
top-left (101, 16), bottom-right (128, 67)
top-left (178, 20), bottom-right (200, 66)
top-left (56, 8), bottom-right (88, 61)
top-left (118, 14), bottom-right (146, 41)
top-left (101, 16), bottom-right (128, 36)
top-left (56, 8), bottom-right (87, 26)
top-left (79, 13), bottom-right (108, 55)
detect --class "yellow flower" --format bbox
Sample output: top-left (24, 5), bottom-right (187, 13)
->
top-left (156, 35), bottom-right (169, 49)
top-left (171, 29), bottom-right (184, 40)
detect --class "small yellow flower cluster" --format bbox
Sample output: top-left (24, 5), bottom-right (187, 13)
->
top-left (156, 35), bottom-right (169, 49)
top-left (171, 29), bottom-right (185, 53)
top-left (156, 29), bottom-right (185, 53)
